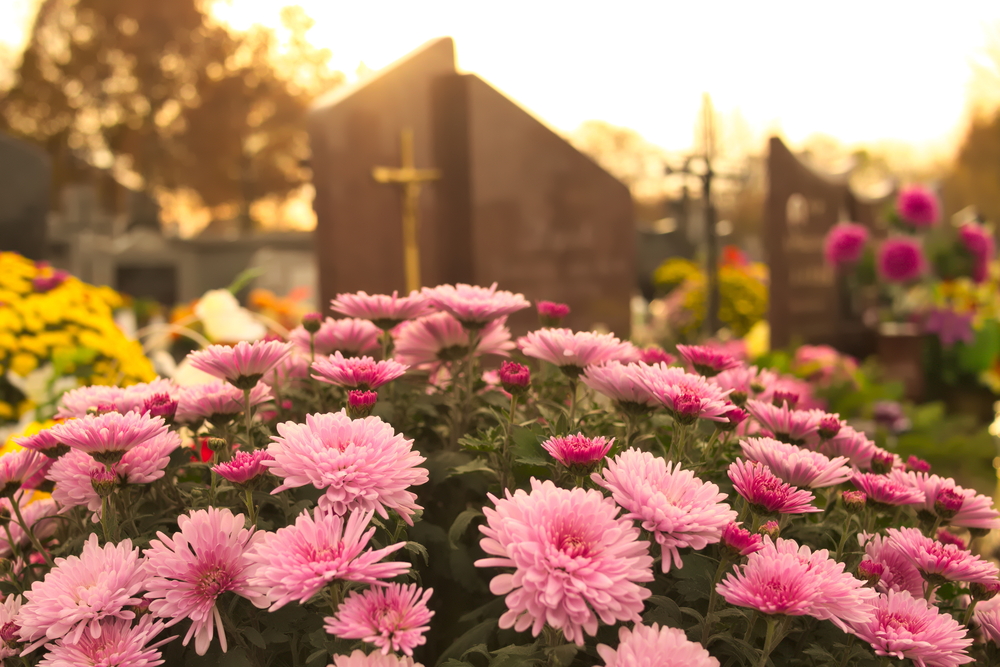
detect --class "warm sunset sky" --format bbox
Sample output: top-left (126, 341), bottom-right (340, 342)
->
top-left (4, 0), bottom-right (1000, 159)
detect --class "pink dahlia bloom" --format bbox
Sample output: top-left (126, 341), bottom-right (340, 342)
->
top-left (0, 496), bottom-right (59, 557)
top-left (331, 290), bottom-right (433, 328)
top-left (542, 434), bottom-right (614, 468)
top-left (958, 222), bottom-right (995, 282)
top-left (816, 424), bottom-right (878, 469)
top-left (18, 534), bottom-right (147, 650)
top-left (727, 459), bottom-right (820, 515)
top-left (823, 222), bottom-right (869, 268)
top-left (675, 344), bottom-right (741, 377)
top-left (422, 283), bottom-right (531, 325)
top-left (596, 623), bottom-right (720, 667)
top-left (595, 449), bottom-right (736, 572)
top-left (188, 340), bottom-right (292, 388)
top-left (639, 365), bottom-right (732, 424)
top-left (175, 381), bottom-right (272, 423)
top-left (581, 361), bottom-right (657, 409)
top-left (475, 479), bottom-right (653, 646)
top-left (878, 237), bottom-right (926, 283)
top-left (850, 590), bottom-right (973, 667)
top-left (266, 411), bottom-right (428, 524)
top-left (860, 533), bottom-right (925, 598)
top-left (144, 507), bottom-right (265, 655)
top-left (50, 410), bottom-right (169, 465)
top-left (896, 184), bottom-right (941, 228)
top-left (745, 400), bottom-right (821, 445)
top-left (324, 583), bottom-right (433, 656)
top-left (517, 328), bottom-right (637, 375)
top-left (0, 449), bottom-right (47, 495)
top-left (851, 473), bottom-right (924, 508)
top-left (36, 615), bottom-right (171, 667)
top-left (739, 437), bottom-right (851, 488)
top-left (886, 527), bottom-right (999, 585)
top-left (393, 313), bottom-right (514, 369)
top-left (55, 385), bottom-right (126, 419)
top-left (290, 317), bottom-right (382, 358)
top-left (331, 650), bottom-right (421, 667)
top-left (311, 352), bottom-right (408, 390)
top-left (212, 450), bottom-right (273, 486)
top-left (247, 508), bottom-right (409, 610)
top-left (721, 523), bottom-right (764, 556)
top-left (888, 470), bottom-right (1000, 530)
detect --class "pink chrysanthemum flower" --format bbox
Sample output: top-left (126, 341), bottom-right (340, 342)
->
top-left (498, 361), bottom-right (530, 393)
top-left (888, 470), bottom-right (1000, 530)
top-left (860, 533), bottom-right (926, 598)
top-left (0, 496), bottom-right (59, 558)
top-left (50, 410), bottom-right (169, 466)
top-left (850, 590), bottom-right (973, 667)
top-left (976, 596), bottom-right (1000, 647)
top-left (824, 222), bottom-right (869, 268)
top-left (595, 449), bottom-right (736, 572)
top-left (709, 365), bottom-right (762, 406)
top-left (727, 459), bottom-right (820, 515)
top-left (816, 424), bottom-right (878, 469)
top-left (851, 473), bottom-right (925, 508)
top-left (393, 313), bottom-right (514, 369)
top-left (542, 434), bottom-right (614, 468)
top-left (0, 449), bottom-right (47, 496)
top-left (721, 523), bottom-right (764, 556)
top-left (896, 184), bottom-right (941, 228)
top-left (290, 317), bottom-right (382, 358)
top-left (745, 400), bottom-right (822, 445)
top-left (517, 328), bottom-right (638, 377)
top-left (958, 222), bottom-right (995, 282)
top-left (311, 352), bottom-right (408, 390)
top-left (18, 534), bottom-right (147, 650)
top-left (331, 290), bottom-right (433, 329)
top-left (55, 385), bottom-right (126, 419)
top-left (212, 450), bottom-right (273, 486)
top-left (739, 437), bottom-right (851, 489)
top-left (115, 379), bottom-right (180, 416)
top-left (188, 340), bottom-right (292, 389)
top-left (266, 411), bottom-right (428, 524)
top-left (144, 507), bottom-right (265, 656)
top-left (878, 237), bottom-right (926, 283)
top-left (475, 479), bottom-right (653, 646)
top-left (13, 428), bottom-right (67, 458)
top-left (581, 361), bottom-right (657, 411)
top-left (638, 347), bottom-right (675, 365)
top-left (716, 550), bottom-right (821, 616)
top-left (331, 650), bottom-right (421, 667)
top-left (247, 508), bottom-right (409, 610)
top-left (324, 583), bottom-right (434, 656)
top-left (675, 344), bottom-right (741, 377)
top-left (597, 623), bottom-right (720, 667)
top-left (536, 300), bottom-right (571, 324)
top-left (886, 527), bottom-right (999, 585)
top-left (36, 615), bottom-right (171, 667)
top-left (175, 381), bottom-right (272, 424)
top-left (638, 365), bottom-right (731, 424)
top-left (422, 283), bottom-right (531, 326)
top-left (0, 594), bottom-right (21, 661)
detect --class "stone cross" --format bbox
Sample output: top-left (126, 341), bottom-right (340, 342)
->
top-left (372, 128), bottom-right (441, 292)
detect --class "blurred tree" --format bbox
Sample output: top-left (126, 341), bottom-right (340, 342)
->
top-left (0, 0), bottom-right (341, 231)
top-left (944, 110), bottom-right (1000, 223)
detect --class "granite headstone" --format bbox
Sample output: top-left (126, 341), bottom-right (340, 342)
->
top-left (0, 133), bottom-right (51, 260)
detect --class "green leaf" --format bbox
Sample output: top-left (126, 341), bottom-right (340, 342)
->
top-left (447, 459), bottom-right (499, 480)
top-left (510, 424), bottom-right (550, 466)
top-left (449, 509), bottom-right (485, 549)
top-left (404, 540), bottom-right (430, 565)
top-left (242, 627), bottom-right (266, 649)
top-left (435, 619), bottom-right (498, 667)
top-left (305, 649), bottom-right (329, 666)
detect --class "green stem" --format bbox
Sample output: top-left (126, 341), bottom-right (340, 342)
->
top-left (499, 394), bottom-right (518, 490)
top-left (209, 450), bottom-right (219, 507)
top-left (924, 581), bottom-right (939, 602)
top-left (835, 514), bottom-right (855, 561)
top-left (2, 520), bottom-right (21, 563)
top-left (701, 556), bottom-right (731, 644)
top-left (568, 378), bottom-right (579, 428)
top-left (837, 635), bottom-right (856, 667)
top-left (244, 487), bottom-right (258, 527)
top-left (243, 388), bottom-right (254, 449)
top-left (926, 515), bottom-right (942, 539)
top-left (743, 611), bottom-right (758, 642)
top-left (963, 599), bottom-right (978, 626)
top-left (97, 495), bottom-right (118, 547)
top-left (757, 616), bottom-right (780, 667)
top-left (380, 330), bottom-right (392, 361)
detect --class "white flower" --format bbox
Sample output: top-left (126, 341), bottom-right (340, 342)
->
top-left (194, 289), bottom-right (265, 343)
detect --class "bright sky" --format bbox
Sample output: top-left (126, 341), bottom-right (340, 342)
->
top-left (4, 0), bottom-right (1000, 158)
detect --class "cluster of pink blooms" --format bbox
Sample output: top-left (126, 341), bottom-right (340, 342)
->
top-left (824, 221), bottom-right (869, 268)
top-left (878, 236), bottom-right (927, 283)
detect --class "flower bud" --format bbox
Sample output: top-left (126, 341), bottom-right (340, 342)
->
top-left (729, 391), bottom-right (748, 407)
top-left (722, 522), bottom-right (763, 557)
top-left (971, 581), bottom-right (1000, 602)
top-left (857, 559), bottom-right (885, 587)
top-left (870, 449), bottom-right (895, 474)
top-left (536, 301), bottom-right (570, 327)
top-left (936, 529), bottom-right (966, 550)
top-left (757, 520), bottom-right (780, 539)
top-left (818, 415), bottom-right (842, 440)
top-left (206, 437), bottom-right (228, 453)
top-left (772, 390), bottom-right (798, 409)
top-left (347, 390), bottom-right (378, 419)
top-left (672, 391), bottom-right (702, 425)
top-left (90, 467), bottom-right (117, 498)
top-left (302, 312), bottom-right (323, 334)
top-left (841, 490), bottom-right (867, 513)
top-left (934, 488), bottom-right (964, 520)
top-left (141, 393), bottom-right (178, 423)
top-left (906, 455), bottom-right (931, 473)
top-left (718, 406), bottom-right (749, 432)
top-left (498, 361), bottom-right (531, 395)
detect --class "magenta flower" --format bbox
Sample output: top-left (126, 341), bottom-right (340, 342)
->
top-left (722, 523), bottom-right (764, 556)
top-left (0, 496), bottom-right (58, 558)
top-left (937, 530), bottom-right (967, 550)
top-left (311, 352), bottom-right (408, 390)
top-left (32, 269), bottom-right (68, 293)
top-left (475, 479), bottom-right (653, 646)
top-left (266, 411), bottom-right (428, 524)
top-left (393, 313), bottom-right (514, 369)
top-left (0, 594), bottom-right (21, 661)
top-left (639, 365), bottom-right (732, 423)
top-left (331, 650), bottom-right (420, 667)
top-left (330, 290), bottom-right (433, 328)
top-left (188, 340), bottom-right (292, 389)
top-left (675, 344), bottom-right (741, 377)
top-left (639, 347), bottom-right (675, 365)
top-left (18, 534), bottom-right (147, 651)
top-left (50, 410), bottom-right (169, 465)
top-left (290, 317), bottom-right (382, 357)
top-left (55, 385), bottom-right (126, 419)
top-left (542, 434), bottom-right (614, 469)
top-left (348, 390), bottom-right (378, 418)
top-left (851, 473), bottom-right (925, 508)
top-left (536, 300), bottom-right (571, 326)
top-left (896, 184), bottom-right (941, 228)
top-left (878, 237), bottom-right (926, 283)
top-left (924, 307), bottom-right (974, 348)
top-left (595, 449), bottom-right (736, 572)
top-left (816, 424), bottom-right (878, 469)
top-left (144, 507), bottom-right (265, 655)
top-left (116, 379), bottom-right (180, 416)
top-left (324, 583), bottom-right (433, 656)
top-left (850, 590), bottom-right (973, 666)
top-left (36, 615), bottom-right (172, 667)
top-left (823, 222), bottom-right (869, 268)
top-left (423, 283), bottom-right (531, 326)
top-left (175, 381), bottom-right (272, 423)
top-left (212, 450), bottom-right (273, 486)
top-left (727, 459), bottom-right (820, 515)
top-left (597, 623), bottom-right (720, 667)
top-left (739, 437), bottom-right (851, 488)
top-left (886, 527), bottom-right (999, 585)
top-left (498, 360), bottom-right (530, 394)
top-left (581, 361), bottom-right (657, 411)
top-left (958, 222), bottom-right (994, 282)
top-left (247, 508), bottom-right (409, 610)
top-left (0, 450), bottom-right (47, 496)
top-left (745, 400), bottom-right (822, 445)
top-left (518, 328), bottom-right (640, 376)
top-left (889, 470), bottom-right (1000, 530)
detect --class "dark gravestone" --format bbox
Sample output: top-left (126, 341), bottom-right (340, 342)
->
top-left (309, 38), bottom-right (634, 335)
top-left (0, 133), bottom-right (51, 260)
top-left (765, 137), bottom-right (877, 356)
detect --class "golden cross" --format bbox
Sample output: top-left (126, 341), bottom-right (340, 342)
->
top-left (372, 128), bottom-right (441, 293)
